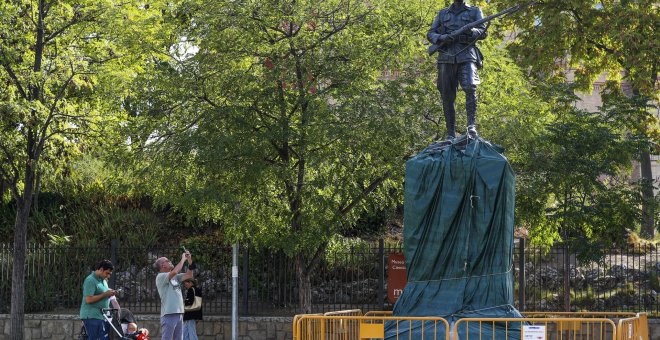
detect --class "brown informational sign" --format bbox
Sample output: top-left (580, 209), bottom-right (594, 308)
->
top-left (387, 253), bottom-right (407, 304)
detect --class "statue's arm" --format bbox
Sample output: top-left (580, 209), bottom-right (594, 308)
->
top-left (427, 11), bottom-right (445, 44)
top-left (471, 8), bottom-right (488, 40)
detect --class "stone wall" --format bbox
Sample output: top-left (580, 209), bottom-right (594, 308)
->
top-left (0, 314), bottom-right (658, 339)
top-left (0, 314), bottom-right (292, 340)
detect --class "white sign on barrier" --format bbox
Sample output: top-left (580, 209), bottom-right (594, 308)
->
top-left (628, 324), bottom-right (633, 338)
top-left (523, 325), bottom-right (546, 340)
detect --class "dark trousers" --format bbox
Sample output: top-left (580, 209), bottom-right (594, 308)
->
top-left (82, 319), bottom-right (109, 340)
top-left (436, 62), bottom-right (479, 137)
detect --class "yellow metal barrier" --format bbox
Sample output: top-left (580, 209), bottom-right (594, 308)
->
top-left (364, 311), bottom-right (393, 317)
top-left (618, 313), bottom-right (649, 340)
top-left (525, 311), bottom-right (648, 340)
top-left (294, 315), bottom-right (450, 340)
top-left (324, 309), bottom-right (364, 316)
top-left (293, 313), bottom-right (323, 340)
top-left (454, 317), bottom-right (617, 340)
top-left (294, 311), bottom-right (649, 340)
top-left (319, 310), bottom-right (364, 339)
top-left (524, 312), bottom-right (638, 318)
top-left (638, 313), bottom-right (649, 340)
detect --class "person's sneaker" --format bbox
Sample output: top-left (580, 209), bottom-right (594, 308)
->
top-left (467, 125), bottom-right (478, 137)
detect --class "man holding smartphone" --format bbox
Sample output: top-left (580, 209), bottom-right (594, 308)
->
top-left (80, 259), bottom-right (116, 339)
top-left (154, 250), bottom-right (195, 340)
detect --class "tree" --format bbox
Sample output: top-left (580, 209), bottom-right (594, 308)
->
top-left (514, 82), bottom-right (640, 250)
top-left (125, 0), bottom-right (440, 313)
top-left (0, 0), bottom-right (173, 337)
top-left (124, 0), bottom-right (560, 313)
top-left (490, 0), bottom-right (659, 237)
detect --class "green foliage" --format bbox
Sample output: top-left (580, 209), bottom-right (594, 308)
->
top-left (650, 270), bottom-right (660, 292)
top-left (0, 0), bottom-right (182, 331)
top-left (0, 189), bottom-right (196, 247)
top-left (601, 83), bottom-right (660, 142)
top-left (489, 0), bottom-right (659, 240)
top-left (180, 233), bottom-right (231, 270)
top-left (47, 234), bottom-right (71, 245)
top-left (490, 0), bottom-right (658, 98)
top-left (383, 238), bottom-right (403, 250)
top-left (7, 0), bottom-right (651, 318)
top-left (340, 207), bottom-right (392, 238)
top-left (325, 235), bottom-right (374, 269)
top-left (124, 0), bottom-right (558, 251)
top-left (0, 0), bottom-right (175, 190)
top-left (113, 0), bottom-right (565, 313)
top-left (126, 0), bottom-right (439, 257)
top-left (571, 286), bottom-right (595, 305)
top-left (526, 287), bottom-right (557, 303)
top-left (513, 82), bottom-right (640, 248)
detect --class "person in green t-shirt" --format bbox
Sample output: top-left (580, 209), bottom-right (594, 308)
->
top-left (80, 259), bottom-right (117, 339)
top-left (154, 251), bottom-right (194, 340)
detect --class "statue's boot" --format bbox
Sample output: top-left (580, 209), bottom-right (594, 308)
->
top-left (466, 89), bottom-right (478, 137)
top-left (443, 101), bottom-right (456, 141)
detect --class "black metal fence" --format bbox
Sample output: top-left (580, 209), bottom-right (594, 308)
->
top-left (517, 239), bottom-right (660, 315)
top-left (0, 239), bottom-right (658, 316)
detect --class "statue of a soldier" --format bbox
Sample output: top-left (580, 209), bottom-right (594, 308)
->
top-left (427, 0), bottom-right (487, 140)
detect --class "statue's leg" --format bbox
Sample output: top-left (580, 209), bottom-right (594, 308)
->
top-left (459, 62), bottom-right (480, 136)
top-left (465, 89), bottom-right (477, 126)
top-left (438, 63), bottom-right (458, 139)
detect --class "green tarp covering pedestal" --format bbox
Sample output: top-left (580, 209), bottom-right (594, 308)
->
top-left (388, 137), bottom-right (522, 339)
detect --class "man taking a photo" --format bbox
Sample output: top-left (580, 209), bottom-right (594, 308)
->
top-left (154, 251), bottom-right (195, 340)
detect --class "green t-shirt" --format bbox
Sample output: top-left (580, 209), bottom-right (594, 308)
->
top-left (79, 271), bottom-right (110, 320)
top-left (156, 272), bottom-right (185, 316)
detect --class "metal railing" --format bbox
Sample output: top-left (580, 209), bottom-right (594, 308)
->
top-left (1, 240), bottom-right (659, 316)
top-left (293, 312), bottom-right (650, 340)
top-left (517, 241), bottom-right (660, 315)
top-left (294, 314), bottom-right (450, 340)
top-left (453, 317), bottom-right (618, 340)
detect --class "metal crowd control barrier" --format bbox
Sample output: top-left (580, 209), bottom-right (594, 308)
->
top-left (523, 312), bottom-right (638, 318)
top-left (363, 311), bottom-right (393, 317)
top-left (294, 310), bottom-right (649, 340)
top-left (324, 309), bottom-right (364, 317)
top-left (294, 310), bottom-right (364, 340)
top-left (293, 314), bottom-right (450, 340)
top-left (454, 317), bottom-right (617, 340)
top-left (618, 313), bottom-right (649, 340)
top-left (293, 313), bottom-right (323, 340)
top-left (524, 312), bottom-right (649, 340)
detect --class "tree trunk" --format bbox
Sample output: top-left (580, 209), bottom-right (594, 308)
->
top-left (9, 146), bottom-right (36, 339)
top-left (32, 171), bottom-right (40, 213)
top-left (562, 243), bottom-right (570, 312)
top-left (10, 202), bottom-right (30, 340)
top-left (639, 150), bottom-right (655, 238)
top-left (10, 160), bottom-right (36, 339)
top-left (296, 254), bottom-right (312, 314)
top-left (628, 80), bottom-right (657, 239)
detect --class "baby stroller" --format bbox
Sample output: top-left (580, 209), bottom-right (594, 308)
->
top-left (102, 308), bottom-right (149, 340)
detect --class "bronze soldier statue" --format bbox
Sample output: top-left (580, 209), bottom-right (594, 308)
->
top-left (428, 0), bottom-right (487, 140)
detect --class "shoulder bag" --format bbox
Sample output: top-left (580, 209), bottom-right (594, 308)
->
top-left (184, 287), bottom-right (202, 311)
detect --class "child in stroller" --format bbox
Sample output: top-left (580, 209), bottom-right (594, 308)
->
top-left (102, 308), bottom-right (150, 340)
top-left (125, 322), bottom-right (150, 340)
